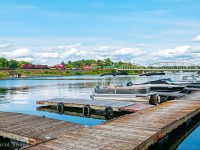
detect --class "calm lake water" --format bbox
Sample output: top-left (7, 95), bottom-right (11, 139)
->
top-left (0, 76), bottom-right (104, 126)
top-left (0, 75), bottom-right (199, 149)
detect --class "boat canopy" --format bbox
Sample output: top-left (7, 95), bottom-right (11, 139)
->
top-left (100, 72), bottom-right (128, 77)
top-left (139, 72), bottom-right (165, 76)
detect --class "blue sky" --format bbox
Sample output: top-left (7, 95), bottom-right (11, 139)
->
top-left (0, 0), bottom-right (200, 66)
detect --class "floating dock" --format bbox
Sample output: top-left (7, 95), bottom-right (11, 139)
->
top-left (36, 98), bottom-right (152, 113)
top-left (0, 92), bottom-right (199, 150)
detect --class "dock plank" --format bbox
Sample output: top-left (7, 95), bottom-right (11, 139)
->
top-left (24, 92), bottom-right (200, 150)
top-left (37, 98), bottom-right (137, 112)
top-left (0, 112), bottom-right (83, 145)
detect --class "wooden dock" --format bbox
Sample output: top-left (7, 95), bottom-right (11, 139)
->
top-left (22, 92), bottom-right (200, 150)
top-left (0, 112), bottom-right (82, 145)
top-left (0, 92), bottom-right (199, 150)
top-left (36, 98), bottom-right (152, 112)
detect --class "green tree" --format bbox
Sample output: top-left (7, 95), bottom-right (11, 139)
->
top-left (0, 57), bottom-right (9, 69)
top-left (8, 59), bottom-right (18, 69)
top-left (104, 58), bottom-right (113, 66)
top-left (17, 61), bottom-right (30, 68)
top-left (61, 61), bottom-right (65, 65)
top-left (97, 60), bottom-right (104, 67)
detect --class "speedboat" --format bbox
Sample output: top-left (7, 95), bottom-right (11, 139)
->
top-left (160, 72), bottom-right (200, 89)
top-left (139, 73), bottom-right (185, 92)
top-left (90, 72), bottom-right (185, 105)
top-left (90, 72), bottom-right (151, 102)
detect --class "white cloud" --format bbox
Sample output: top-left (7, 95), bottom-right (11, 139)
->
top-left (61, 48), bottom-right (78, 59)
top-left (13, 48), bottom-right (32, 57)
top-left (193, 34), bottom-right (200, 42)
top-left (112, 48), bottom-right (141, 56)
top-left (1, 44), bottom-right (200, 66)
top-left (1, 48), bottom-right (32, 59)
top-left (99, 46), bottom-right (109, 50)
top-left (1, 48), bottom-right (60, 64)
top-left (35, 52), bottom-right (60, 59)
top-left (15, 57), bottom-right (34, 62)
top-left (152, 46), bottom-right (190, 57)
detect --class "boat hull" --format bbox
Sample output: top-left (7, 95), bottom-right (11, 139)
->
top-left (91, 94), bottom-right (149, 102)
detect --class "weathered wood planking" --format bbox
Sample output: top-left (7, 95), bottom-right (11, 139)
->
top-left (37, 98), bottom-right (137, 112)
top-left (24, 92), bottom-right (200, 150)
top-left (0, 112), bottom-right (82, 145)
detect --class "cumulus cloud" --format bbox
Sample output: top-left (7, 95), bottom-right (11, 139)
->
top-left (35, 52), bottom-right (60, 59)
top-left (193, 34), bottom-right (200, 42)
top-left (1, 44), bottom-right (200, 66)
top-left (15, 57), bottom-right (34, 62)
top-left (152, 46), bottom-right (190, 57)
top-left (13, 48), bottom-right (32, 57)
top-left (112, 48), bottom-right (142, 56)
top-left (1, 48), bottom-right (32, 59)
top-left (1, 48), bottom-right (60, 64)
top-left (61, 48), bottom-right (78, 59)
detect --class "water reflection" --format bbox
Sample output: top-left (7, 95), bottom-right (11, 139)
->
top-left (0, 77), bottom-right (104, 126)
top-left (0, 76), bottom-right (200, 149)
top-left (148, 114), bottom-right (200, 150)
top-left (37, 106), bottom-right (128, 120)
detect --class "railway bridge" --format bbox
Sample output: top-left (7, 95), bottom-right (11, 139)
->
top-left (117, 61), bottom-right (200, 72)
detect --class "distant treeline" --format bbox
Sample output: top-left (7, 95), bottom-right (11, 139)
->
top-left (0, 57), bottom-right (141, 69)
top-left (0, 57), bottom-right (30, 69)
top-left (61, 58), bottom-right (140, 69)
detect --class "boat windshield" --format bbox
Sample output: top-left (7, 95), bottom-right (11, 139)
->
top-left (100, 74), bottom-right (129, 87)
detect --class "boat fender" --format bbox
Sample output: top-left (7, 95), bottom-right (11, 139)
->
top-left (104, 106), bottom-right (114, 120)
top-left (149, 94), bottom-right (160, 105)
top-left (94, 86), bottom-right (100, 93)
top-left (57, 102), bottom-right (65, 114)
top-left (83, 104), bottom-right (91, 117)
top-left (126, 82), bottom-right (133, 86)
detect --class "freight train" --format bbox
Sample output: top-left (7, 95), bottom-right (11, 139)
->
top-left (21, 64), bottom-right (49, 69)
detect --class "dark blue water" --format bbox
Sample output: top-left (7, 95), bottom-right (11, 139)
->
top-left (177, 124), bottom-right (200, 150)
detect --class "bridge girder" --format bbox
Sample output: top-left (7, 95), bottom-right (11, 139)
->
top-left (118, 61), bottom-right (199, 71)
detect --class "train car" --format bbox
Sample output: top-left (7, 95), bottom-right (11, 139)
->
top-left (55, 64), bottom-right (65, 69)
top-left (21, 64), bottom-right (49, 69)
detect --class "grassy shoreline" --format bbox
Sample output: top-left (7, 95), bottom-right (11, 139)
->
top-left (0, 72), bottom-right (9, 79)
top-left (0, 69), bottom-right (140, 79)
